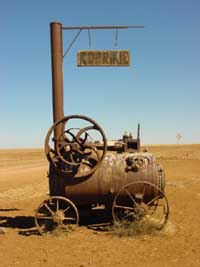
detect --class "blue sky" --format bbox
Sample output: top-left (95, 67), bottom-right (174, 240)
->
top-left (1, 0), bottom-right (200, 148)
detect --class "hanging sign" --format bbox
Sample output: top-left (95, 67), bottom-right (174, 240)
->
top-left (77, 50), bottom-right (130, 67)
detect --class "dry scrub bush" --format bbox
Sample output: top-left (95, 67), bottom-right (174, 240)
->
top-left (110, 220), bottom-right (162, 238)
top-left (48, 224), bottom-right (77, 237)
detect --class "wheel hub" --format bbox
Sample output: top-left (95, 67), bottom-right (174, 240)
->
top-left (135, 203), bottom-right (148, 219)
top-left (52, 210), bottom-right (65, 224)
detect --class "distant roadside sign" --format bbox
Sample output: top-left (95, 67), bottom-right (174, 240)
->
top-left (77, 50), bottom-right (130, 67)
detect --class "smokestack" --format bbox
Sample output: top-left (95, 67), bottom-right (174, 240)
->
top-left (137, 123), bottom-right (140, 140)
top-left (50, 22), bottom-right (64, 140)
top-left (137, 123), bottom-right (140, 151)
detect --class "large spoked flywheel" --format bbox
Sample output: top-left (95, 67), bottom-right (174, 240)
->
top-left (45, 115), bottom-right (107, 177)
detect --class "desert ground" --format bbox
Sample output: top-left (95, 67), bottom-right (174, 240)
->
top-left (0, 145), bottom-right (200, 267)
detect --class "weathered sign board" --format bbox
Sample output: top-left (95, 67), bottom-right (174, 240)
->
top-left (77, 50), bottom-right (130, 67)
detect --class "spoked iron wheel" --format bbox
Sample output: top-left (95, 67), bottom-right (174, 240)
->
top-left (35, 196), bottom-right (79, 235)
top-left (45, 115), bottom-right (107, 177)
top-left (112, 181), bottom-right (169, 229)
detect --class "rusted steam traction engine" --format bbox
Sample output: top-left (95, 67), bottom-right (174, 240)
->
top-left (35, 22), bottom-right (169, 234)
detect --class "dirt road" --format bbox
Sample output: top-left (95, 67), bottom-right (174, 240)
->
top-left (0, 146), bottom-right (200, 267)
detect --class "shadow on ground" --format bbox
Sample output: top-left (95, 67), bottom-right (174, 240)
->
top-left (0, 214), bottom-right (39, 236)
top-left (0, 208), bottom-right (20, 212)
top-left (0, 207), bottom-right (112, 236)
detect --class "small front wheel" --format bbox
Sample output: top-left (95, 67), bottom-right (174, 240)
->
top-left (35, 196), bottom-right (79, 235)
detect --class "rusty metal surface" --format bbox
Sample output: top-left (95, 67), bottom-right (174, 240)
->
top-left (45, 115), bottom-right (107, 178)
top-left (35, 196), bottom-right (79, 235)
top-left (50, 22), bottom-right (64, 141)
top-left (37, 21), bottom-right (169, 234)
top-left (48, 151), bottom-right (165, 206)
top-left (62, 25), bottom-right (144, 30)
top-left (112, 181), bottom-right (169, 228)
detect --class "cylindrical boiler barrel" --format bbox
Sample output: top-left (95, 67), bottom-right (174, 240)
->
top-left (60, 152), bottom-right (165, 206)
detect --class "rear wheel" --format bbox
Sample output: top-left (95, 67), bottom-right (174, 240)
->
top-left (112, 181), bottom-right (169, 229)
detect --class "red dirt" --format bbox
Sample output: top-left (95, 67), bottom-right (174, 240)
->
top-left (0, 146), bottom-right (200, 267)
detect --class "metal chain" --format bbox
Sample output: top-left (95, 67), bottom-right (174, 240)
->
top-left (115, 29), bottom-right (118, 48)
top-left (88, 29), bottom-right (91, 49)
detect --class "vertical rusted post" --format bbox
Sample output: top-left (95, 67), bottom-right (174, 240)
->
top-left (50, 22), bottom-right (64, 141)
top-left (137, 123), bottom-right (140, 140)
top-left (137, 123), bottom-right (140, 151)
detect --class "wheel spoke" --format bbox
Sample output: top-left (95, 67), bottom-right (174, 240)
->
top-left (146, 195), bottom-right (160, 206)
top-left (112, 182), bottom-right (169, 228)
top-left (63, 217), bottom-right (77, 221)
top-left (81, 159), bottom-right (93, 168)
top-left (63, 206), bottom-right (71, 213)
top-left (76, 126), bottom-right (95, 142)
top-left (36, 216), bottom-right (52, 220)
top-left (65, 129), bottom-right (79, 143)
top-left (44, 203), bottom-right (54, 215)
top-left (124, 188), bottom-right (136, 205)
top-left (114, 204), bottom-right (134, 211)
top-left (56, 200), bottom-right (59, 211)
top-left (156, 203), bottom-right (165, 208)
top-left (81, 148), bottom-right (99, 166)
top-left (141, 184), bottom-right (146, 203)
top-left (149, 201), bottom-right (158, 208)
top-left (35, 196), bottom-right (79, 235)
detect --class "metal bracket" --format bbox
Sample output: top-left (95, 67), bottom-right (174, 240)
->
top-left (62, 25), bottom-right (144, 59)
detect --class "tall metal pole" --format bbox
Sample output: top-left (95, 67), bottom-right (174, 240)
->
top-left (50, 22), bottom-right (64, 141)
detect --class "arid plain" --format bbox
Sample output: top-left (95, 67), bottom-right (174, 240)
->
top-left (0, 145), bottom-right (200, 267)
